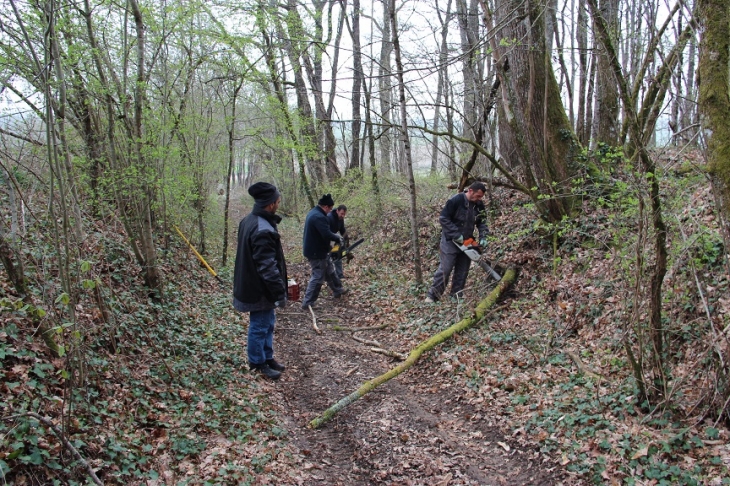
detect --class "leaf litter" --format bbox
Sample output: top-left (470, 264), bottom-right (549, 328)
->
top-left (2, 154), bottom-right (729, 484)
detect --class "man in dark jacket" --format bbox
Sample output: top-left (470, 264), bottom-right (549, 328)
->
top-left (426, 181), bottom-right (489, 302)
top-left (327, 204), bottom-right (348, 279)
top-left (233, 182), bottom-right (287, 380)
top-left (301, 194), bottom-right (347, 309)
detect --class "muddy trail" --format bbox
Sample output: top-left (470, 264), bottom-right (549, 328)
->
top-left (259, 262), bottom-right (570, 485)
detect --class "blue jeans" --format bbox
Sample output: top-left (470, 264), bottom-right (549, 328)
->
top-left (427, 241), bottom-right (472, 301)
top-left (302, 257), bottom-right (343, 307)
top-left (248, 309), bottom-right (276, 365)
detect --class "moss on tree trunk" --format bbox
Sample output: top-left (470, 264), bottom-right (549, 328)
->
top-left (699, 0), bottom-right (730, 248)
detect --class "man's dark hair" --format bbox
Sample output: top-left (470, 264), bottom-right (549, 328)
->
top-left (337, 205), bottom-right (347, 211)
top-left (469, 181), bottom-right (487, 193)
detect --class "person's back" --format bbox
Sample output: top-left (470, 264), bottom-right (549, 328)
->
top-left (301, 194), bottom-right (347, 308)
top-left (303, 205), bottom-right (334, 260)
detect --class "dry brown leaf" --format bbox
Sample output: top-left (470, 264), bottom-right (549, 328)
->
top-left (631, 445), bottom-right (649, 460)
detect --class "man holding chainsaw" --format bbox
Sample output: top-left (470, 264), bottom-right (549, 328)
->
top-left (426, 181), bottom-right (489, 303)
top-left (233, 182), bottom-right (287, 380)
top-left (328, 204), bottom-right (348, 279)
top-left (301, 194), bottom-right (348, 309)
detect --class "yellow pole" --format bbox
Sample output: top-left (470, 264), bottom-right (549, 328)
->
top-left (173, 225), bottom-right (220, 280)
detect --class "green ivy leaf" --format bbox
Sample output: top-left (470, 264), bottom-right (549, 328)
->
top-left (55, 293), bottom-right (70, 306)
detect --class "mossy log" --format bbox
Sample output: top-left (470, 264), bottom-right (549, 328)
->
top-left (309, 267), bottom-right (517, 429)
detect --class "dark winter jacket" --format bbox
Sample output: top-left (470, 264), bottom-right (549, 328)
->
top-left (327, 210), bottom-right (346, 238)
top-left (233, 208), bottom-right (287, 312)
top-left (303, 206), bottom-right (341, 260)
top-left (439, 192), bottom-right (489, 252)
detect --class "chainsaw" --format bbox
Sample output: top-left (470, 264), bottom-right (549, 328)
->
top-left (331, 238), bottom-right (364, 261)
top-left (453, 238), bottom-right (502, 281)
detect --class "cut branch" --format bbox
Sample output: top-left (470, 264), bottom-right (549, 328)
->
top-left (307, 305), bottom-right (322, 334)
top-left (351, 334), bottom-right (381, 347)
top-left (309, 267), bottom-right (517, 428)
top-left (370, 347), bottom-right (407, 360)
top-left (332, 323), bottom-right (389, 332)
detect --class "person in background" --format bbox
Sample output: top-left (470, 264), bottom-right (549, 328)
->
top-left (301, 194), bottom-right (348, 309)
top-left (233, 182), bottom-right (287, 380)
top-left (328, 204), bottom-right (348, 279)
top-left (426, 181), bottom-right (489, 303)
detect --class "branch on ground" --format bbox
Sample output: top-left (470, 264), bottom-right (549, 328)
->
top-left (309, 267), bottom-right (518, 429)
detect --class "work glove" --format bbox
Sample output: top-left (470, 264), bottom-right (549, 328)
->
top-left (274, 298), bottom-right (287, 309)
top-left (338, 235), bottom-right (345, 247)
top-left (479, 238), bottom-right (488, 248)
top-left (454, 235), bottom-right (464, 245)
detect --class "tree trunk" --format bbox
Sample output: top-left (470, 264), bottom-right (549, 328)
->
top-left (445, 84), bottom-right (457, 179)
top-left (699, 0), bottom-right (730, 257)
top-left (258, 17), bottom-right (315, 207)
top-left (304, 0), bottom-right (343, 179)
top-left (349, 0), bottom-right (363, 172)
top-left (431, 0), bottom-right (453, 174)
top-left (390, 0), bottom-right (422, 284)
top-left (379, 0), bottom-right (393, 174)
top-left (576, 2), bottom-right (589, 144)
top-left (279, 0), bottom-right (329, 183)
top-left (0, 233), bottom-right (60, 357)
top-left (593, 0), bottom-right (620, 146)
top-left (222, 81), bottom-right (242, 267)
top-left (129, 0), bottom-right (162, 297)
top-left (587, 0), bottom-right (668, 393)
top-left (491, 0), bottom-right (578, 223)
top-left (456, 0), bottom-right (482, 158)
top-left (681, 37), bottom-right (698, 146)
top-left (458, 77), bottom-right (501, 191)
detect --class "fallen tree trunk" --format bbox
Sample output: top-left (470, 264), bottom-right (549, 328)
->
top-left (309, 267), bottom-right (517, 428)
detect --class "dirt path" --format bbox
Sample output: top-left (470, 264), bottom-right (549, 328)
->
top-left (227, 188), bottom-right (571, 485)
top-left (261, 263), bottom-right (569, 485)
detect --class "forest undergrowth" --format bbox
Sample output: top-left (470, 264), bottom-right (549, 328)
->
top-left (2, 152), bottom-right (730, 485)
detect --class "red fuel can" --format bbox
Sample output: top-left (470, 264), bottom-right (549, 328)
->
top-left (287, 279), bottom-right (300, 301)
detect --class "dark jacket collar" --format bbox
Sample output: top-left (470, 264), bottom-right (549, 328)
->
top-left (253, 207), bottom-right (282, 225)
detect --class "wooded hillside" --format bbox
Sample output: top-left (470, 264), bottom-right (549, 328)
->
top-left (1, 0), bottom-right (729, 483)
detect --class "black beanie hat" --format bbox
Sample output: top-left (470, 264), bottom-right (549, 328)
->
top-left (318, 194), bottom-right (335, 207)
top-left (248, 182), bottom-right (280, 207)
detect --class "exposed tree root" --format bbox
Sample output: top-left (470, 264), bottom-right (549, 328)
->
top-left (309, 267), bottom-right (517, 428)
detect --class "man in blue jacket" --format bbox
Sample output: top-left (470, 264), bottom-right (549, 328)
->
top-left (233, 182), bottom-right (287, 380)
top-left (301, 194), bottom-right (347, 309)
top-left (426, 181), bottom-right (489, 303)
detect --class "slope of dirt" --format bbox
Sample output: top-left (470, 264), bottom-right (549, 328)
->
top-left (256, 263), bottom-right (574, 485)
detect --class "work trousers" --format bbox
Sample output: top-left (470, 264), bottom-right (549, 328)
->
top-left (247, 309), bottom-right (276, 366)
top-left (302, 257), bottom-right (343, 307)
top-left (333, 258), bottom-right (344, 279)
top-left (427, 242), bottom-right (472, 301)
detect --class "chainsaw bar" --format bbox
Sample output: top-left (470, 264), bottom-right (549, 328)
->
top-left (331, 238), bottom-right (365, 261)
top-left (454, 239), bottom-right (502, 281)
